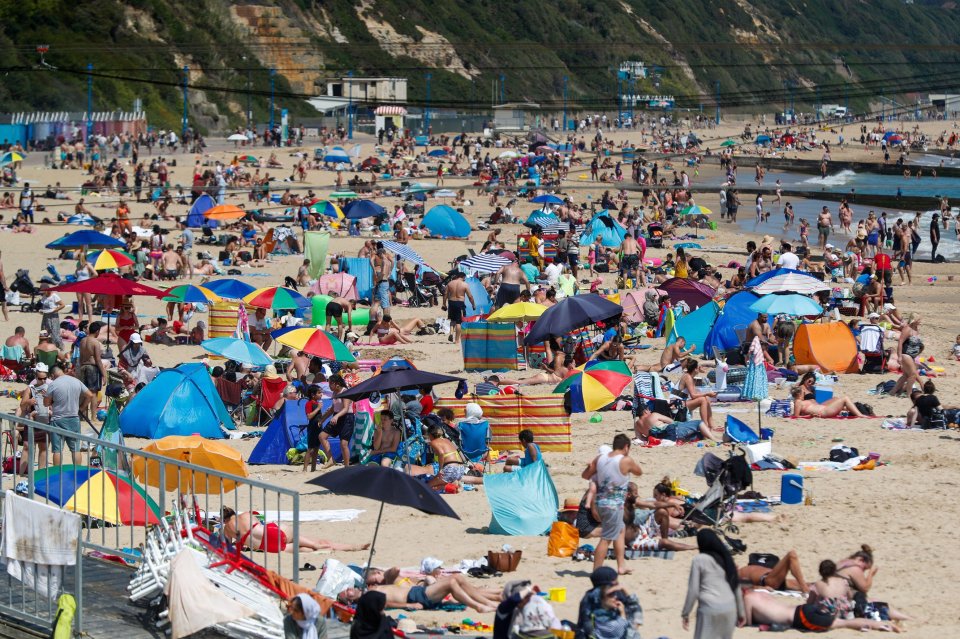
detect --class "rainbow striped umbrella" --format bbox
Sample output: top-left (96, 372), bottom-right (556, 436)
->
top-left (239, 155), bottom-right (258, 163)
top-left (554, 360), bottom-right (633, 413)
top-left (242, 286), bottom-right (310, 311)
top-left (33, 465), bottom-right (162, 526)
top-left (162, 284), bottom-right (221, 304)
top-left (271, 327), bottom-right (356, 362)
top-left (309, 200), bottom-right (344, 219)
top-left (86, 249), bottom-right (134, 270)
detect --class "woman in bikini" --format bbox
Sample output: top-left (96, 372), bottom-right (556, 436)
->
top-left (220, 507), bottom-right (369, 554)
top-left (835, 545), bottom-right (911, 622)
top-left (409, 425), bottom-right (483, 489)
top-left (678, 358), bottom-right (718, 431)
top-left (738, 549), bottom-right (810, 592)
top-left (790, 386), bottom-right (865, 418)
top-left (369, 315), bottom-right (413, 345)
top-left (892, 316), bottom-right (923, 396)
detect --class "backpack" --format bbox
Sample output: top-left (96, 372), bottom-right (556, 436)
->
top-left (829, 445), bottom-right (860, 463)
top-left (925, 406), bottom-right (946, 430)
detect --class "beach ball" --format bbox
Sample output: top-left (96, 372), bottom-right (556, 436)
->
top-left (96, 409), bottom-right (107, 421)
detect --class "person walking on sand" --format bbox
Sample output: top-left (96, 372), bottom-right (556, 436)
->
top-left (681, 529), bottom-right (745, 639)
top-left (442, 271), bottom-right (475, 345)
top-left (582, 434), bottom-right (642, 575)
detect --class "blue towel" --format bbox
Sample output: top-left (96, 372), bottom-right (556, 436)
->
top-left (340, 257), bottom-right (374, 301)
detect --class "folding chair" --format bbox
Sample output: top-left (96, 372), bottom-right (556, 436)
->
top-left (858, 324), bottom-right (887, 373)
top-left (458, 419), bottom-right (491, 471)
top-left (255, 376), bottom-right (287, 425)
top-left (214, 376), bottom-right (246, 423)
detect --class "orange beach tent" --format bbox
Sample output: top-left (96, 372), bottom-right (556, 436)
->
top-left (792, 322), bottom-right (859, 373)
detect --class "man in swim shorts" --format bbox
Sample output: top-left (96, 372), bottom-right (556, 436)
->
top-left (324, 295), bottom-right (356, 340)
top-left (341, 575), bottom-right (501, 612)
top-left (442, 271), bottom-right (475, 344)
top-left (493, 260), bottom-right (530, 310)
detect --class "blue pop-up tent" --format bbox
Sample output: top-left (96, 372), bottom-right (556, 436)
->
top-left (249, 399), bottom-right (310, 464)
top-left (185, 193), bottom-right (218, 229)
top-left (119, 364), bottom-right (233, 439)
top-left (703, 291), bottom-right (762, 357)
top-left (667, 301), bottom-right (720, 355)
top-left (422, 205), bottom-right (471, 238)
top-left (464, 277), bottom-right (492, 317)
top-left (484, 460), bottom-right (558, 535)
top-left (581, 211), bottom-right (627, 247)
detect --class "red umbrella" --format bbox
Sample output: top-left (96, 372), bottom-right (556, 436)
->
top-left (52, 274), bottom-right (166, 346)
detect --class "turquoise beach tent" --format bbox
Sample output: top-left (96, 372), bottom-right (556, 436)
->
top-left (249, 399), bottom-right (309, 464)
top-left (484, 460), bottom-right (558, 535)
top-left (667, 301), bottom-right (720, 355)
top-left (186, 193), bottom-right (218, 229)
top-left (422, 205), bottom-right (472, 238)
top-left (119, 364), bottom-right (233, 439)
top-left (580, 211), bottom-right (627, 247)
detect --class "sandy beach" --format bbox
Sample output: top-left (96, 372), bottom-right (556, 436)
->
top-left (1, 119), bottom-right (959, 638)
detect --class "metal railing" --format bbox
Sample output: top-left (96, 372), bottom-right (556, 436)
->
top-left (0, 412), bottom-right (300, 636)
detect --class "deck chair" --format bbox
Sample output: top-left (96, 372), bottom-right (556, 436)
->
top-left (1, 344), bottom-right (27, 378)
top-left (255, 376), bottom-right (287, 425)
top-left (858, 324), bottom-right (887, 373)
top-left (214, 376), bottom-right (245, 421)
top-left (458, 419), bottom-right (491, 470)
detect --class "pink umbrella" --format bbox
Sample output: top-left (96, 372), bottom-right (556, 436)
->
top-left (313, 272), bottom-right (358, 300)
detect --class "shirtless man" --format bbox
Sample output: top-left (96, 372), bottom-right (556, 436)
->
top-left (77, 322), bottom-right (107, 422)
top-left (816, 206), bottom-right (833, 250)
top-left (324, 296), bottom-right (355, 340)
top-left (341, 575), bottom-right (500, 613)
top-left (4, 326), bottom-right (32, 359)
top-left (160, 244), bottom-right (181, 280)
top-left (370, 246), bottom-right (394, 325)
top-left (442, 271), bottom-right (475, 344)
top-left (633, 402), bottom-right (714, 442)
top-left (744, 312), bottom-right (776, 364)
top-left (619, 234), bottom-right (642, 280)
top-left (631, 336), bottom-right (694, 372)
top-left (493, 261), bottom-right (530, 309)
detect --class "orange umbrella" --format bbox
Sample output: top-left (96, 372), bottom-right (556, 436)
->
top-left (205, 204), bottom-right (246, 221)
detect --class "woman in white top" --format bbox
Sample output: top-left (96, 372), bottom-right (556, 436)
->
top-left (74, 253), bottom-right (96, 325)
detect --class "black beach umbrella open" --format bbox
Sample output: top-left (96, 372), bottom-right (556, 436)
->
top-left (524, 293), bottom-right (623, 345)
top-left (308, 465), bottom-right (459, 581)
top-left (334, 368), bottom-right (464, 401)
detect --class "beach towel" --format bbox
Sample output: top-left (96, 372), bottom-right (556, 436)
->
top-left (260, 509), bottom-right (364, 523)
top-left (340, 257), bottom-right (374, 301)
top-left (165, 548), bottom-right (255, 639)
top-left (881, 418), bottom-right (921, 431)
top-left (484, 460), bottom-right (558, 535)
top-left (304, 232), bottom-right (330, 279)
top-left (621, 549), bottom-right (675, 560)
top-left (462, 321), bottom-right (518, 372)
top-left (435, 394), bottom-right (571, 452)
top-left (208, 301), bottom-right (239, 340)
top-left (633, 372), bottom-right (667, 400)
top-left (3, 490), bottom-right (81, 596)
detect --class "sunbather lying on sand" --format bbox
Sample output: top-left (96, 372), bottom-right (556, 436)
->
top-left (743, 589), bottom-right (899, 632)
top-left (364, 567), bottom-right (502, 599)
top-left (339, 574), bottom-right (501, 613)
top-left (790, 386), bottom-right (865, 418)
top-left (634, 403), bottom-right (715, 442)
top-left (220, 508), bottom-right (369, 553)
top-left (738, 549), bottom-right (810, 592)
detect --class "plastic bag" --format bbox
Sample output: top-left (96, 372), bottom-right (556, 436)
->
top-left (315, 558), bottom-right (362, 598)
top-left (547, 521), bottom-right (579, 558)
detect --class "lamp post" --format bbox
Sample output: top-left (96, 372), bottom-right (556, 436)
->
top-left (424, 72), bottom-right (432, 135)
top-left (562, 75), bottom-right (568, 132)
top-left (86, 62), bottom-right (93, 139)
top-left (347, 70), bottom-right (354, 140)
top-left (269, 68), bottom-right (276, 131)
top-left (181, 66), bottom-right (189, 138)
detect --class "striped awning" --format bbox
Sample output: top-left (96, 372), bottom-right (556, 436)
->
top-left (459, 253), bottom-right (511, 274)
top-left (374, 106), bottom-right (408, 115)
top-left (380, 240), bottom-right (426, 267)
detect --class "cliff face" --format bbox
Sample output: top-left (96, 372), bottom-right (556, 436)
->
top-left (1, 0), bottom-right (959, 131)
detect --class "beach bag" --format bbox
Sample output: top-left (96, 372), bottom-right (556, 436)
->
top-left (924, 407), bottom-right (946, 430)
top-left (547, 521), bottom-right (579, 558)
top-left (829, 446), bottom-right (860, 463)
top-left (50, 593), bottom-right (76, 639)
top-left (875, 380), bottom-right (896, 395)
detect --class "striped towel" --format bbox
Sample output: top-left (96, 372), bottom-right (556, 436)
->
top-left (633, 372), bottom-right (667, 400)
top-left (435, 394), bottom-right (571, 452)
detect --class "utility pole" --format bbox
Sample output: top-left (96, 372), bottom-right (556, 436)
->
top-left (499, 73), bottom-right (505, 103)
top-left (242, 55), bottom-right (252, 131)
top-left (86, 62), bottom-right (93, 139)
top-left (617, 74), bottom-right (622, 127)
top-left (269, 68), bottom-right (276, 131)
top-left (715, 80), bottom-right (720, 125)
top-left (347, 70), bottom-right (354, 140)
top-left (424, 72), bottom-right (432, 135)
top-left (562, 75), bottom-right (568, 132)
top-left (181, 65), bottom-right (189, 138)
top-left (816, 86), bottom-right (821, 121)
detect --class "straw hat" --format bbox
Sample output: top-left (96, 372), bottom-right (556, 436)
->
top-left (560, 498), bottom-right (580, 512)
top-left (761, 234), bottom-right (775, 247)
top-left (262, 364), bottom-right (280, 379)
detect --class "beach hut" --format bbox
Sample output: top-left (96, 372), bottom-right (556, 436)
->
top-left (185, 194), bottom-right (218, 229)
top-left (249, 399), bottom-right (311, 464)
top-left (119, 364), bottom-right (233, 439)
top-left (792, 323), bottom-right (859, 373)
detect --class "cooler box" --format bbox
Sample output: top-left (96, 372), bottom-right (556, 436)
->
top-left (781, 473), bottom-right (804, 504)
top-left (814, 385), bottom-right (833, 403)
top-left (745, 441), bottom-right (772, 464)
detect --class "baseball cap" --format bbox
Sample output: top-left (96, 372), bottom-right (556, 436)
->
top-left (825, 243), bottom-right (835, 249)
top-left (590, 566), bottom-right (618, 588)
top-left (129, 333), bottom-right (142, 344)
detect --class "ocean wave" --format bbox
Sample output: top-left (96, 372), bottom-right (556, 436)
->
top-left (801, 169), bottom-right (857, 187)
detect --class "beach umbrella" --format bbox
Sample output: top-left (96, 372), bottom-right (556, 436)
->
top-left (271, 327), bottom-right (356, 362)
top-left (499, 150), bottom-right (520, 159)
top-left (334, 368), bottom-right (464, 401)
top-left (47, 230), bottom-right (125, 250)
top-left (747, 268), bottom-right (830, 295)
top-left (720, 139), bottom-right (737, 147)
top-left (239, 155), bottom-right (258, 163)
top-left (749, 293), bottom-right (823, 317)
top-left (888, 135), bottom-right (904, 145)
top-left (343, 199), bottom-right (386, 219)
top-left (380, 356), bottom-right (417, 372)
top-left (204, 204), bottom-right (246, 221)
top-left (86, 249), bottom-right (134, 271)
top-left (427, 149), bottom-right (449, 157)
top-left (324, 148), bottom-right (351, 163)
top-left (329, 190), bottom-right (358, 200)
top-left (0, 151), bottom-right (24, 166)
top-left (242, 286), bottom-right (310, 311)
top-left (403, 182), bottom-right (438, 194)
top-left (162, 284), bottom-right (221, 304)
top-left (459, 253), bottom-right (511, 274)
top-left (487, 302), bottom-right (547, 323)
top-left (656, 277), bottom-right (716, 310)
top-left (316, 272), bottom-right (358, 300)
top-left (524, 211), bottom-right (560, 229)
top-left (227, 134), bottom-right (247, 142)
top-left (204, 278), bottom-right (256, 300)
top-left (307, 465), bottom-right (459, 582)
top-left (360, 157), bottom-right (381, 169)
top-left (530, 194), bottom-right (564, 205)
top-left (380, 240), bottom-right (427, 267)
top-left (554, 360), bottom-right (633, 412)
top-left (422, 205), bottom-right (472, 238)
top-left (33, 465), bottom-right (162, 526)
top-left (201, 336), bottom-right (273, 367)
top-left (309, 200), bottom-right (344, 219)
top-left (680, 204), bottom-right (713, 216)
top-left (66, 214), bottom-right (96, 226)
top-left (132, 436), bottom-right (249, 494)
top-left (524, 294), bottom-right (623, 345)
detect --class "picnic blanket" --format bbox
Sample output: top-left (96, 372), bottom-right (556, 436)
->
top-left (435, 394), bottom-right (572, 452)
top-left (462, 321), bottom-right (518, 372)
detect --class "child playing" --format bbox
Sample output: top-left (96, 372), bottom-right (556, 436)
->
top-left (303, 385), bottom-right (324, 472)
top-left (953, 334), bottom-right (960, 360)
top-left (504, 429), bottom-right (542, 472)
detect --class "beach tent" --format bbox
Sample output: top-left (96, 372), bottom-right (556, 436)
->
top-left (248, 399), bottom-right (310, 464)
top-left (667, 301), bottom-right (720, 355)
top-left (792, 322), bottom-right (859, 373)
top-left (656, 278), bottom-right (715, 310)
top-left (186, 194), bottom-right (218, 229)
top-left (580, 211), bottom-right (627, 247)
top-left (484, 460), bottom-right (558, 535)
top-left (620, 289), bottom-right (658, 323)
top-left (464, 277), bottom-right (492, 316)
top-left (119, 364), bottom-right (232, 439)
top-left (422, 205), bottom-right (472, 238)
top-left (703, 291), bottom-right (761, 357)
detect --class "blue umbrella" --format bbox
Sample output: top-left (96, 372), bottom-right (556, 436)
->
top-left (422, 205), bottom-right (472, 238)
top-left (427, 149), bottom-right (449, 157)
top-left (66, 214), bottom-right (96, 226)
top-left (201, 337), bottom-right (273, 367)
top-left (524, 294), bottom-right (623, 345)
top-left (749, 293), bottom-right (823, 316)
top-left (530, 194), bottom-right (563, 205)
top-left (203, 278), bottom-right (256, 300)
top-left (46, 230), bottom-right (125, 249)
top-left (343, 199), bottom-right (387, 220)
top-left (524, 211), bottom-right (559, 229)
top-left (323, 147), bottom-right (351, 163)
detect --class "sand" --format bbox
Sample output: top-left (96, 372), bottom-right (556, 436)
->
top-left (1, 121), bottom-right (959, 638)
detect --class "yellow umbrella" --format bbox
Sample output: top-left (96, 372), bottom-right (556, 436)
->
top-left (487, 301), bottom-right (547, 323)
top-left (132, 435), bottom-right (248, 494)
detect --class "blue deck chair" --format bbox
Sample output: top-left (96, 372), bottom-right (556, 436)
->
top-left (458, 420), bottom-right (491, 470)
